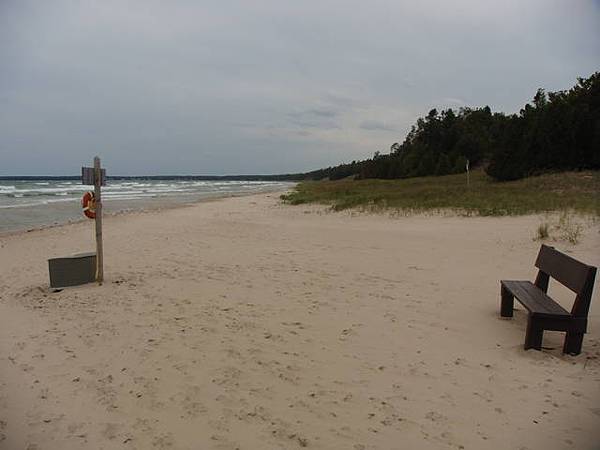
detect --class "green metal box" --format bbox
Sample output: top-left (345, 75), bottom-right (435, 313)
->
top-left (48, 252), bottom-right (97, 288)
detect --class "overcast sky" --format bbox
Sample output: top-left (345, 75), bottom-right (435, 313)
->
top-left (1, 0), bottom-right (598, 175)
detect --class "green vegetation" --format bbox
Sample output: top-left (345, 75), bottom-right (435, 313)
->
top-left (282, 74), bottom-right (600, 217)
top-left (535, 222), bottom-right (550, 241)
top-left (556, 211), bottom-right (585, 244)
top-left (281, 170), bottom-right (600, 216)
top-left (534, 211), bottom-right (587, 244)
top-left (302, 72), bottom-right (599, 182)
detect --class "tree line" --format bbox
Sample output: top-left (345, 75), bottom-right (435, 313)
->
top-left (302, 72), bottom-right (599, 182)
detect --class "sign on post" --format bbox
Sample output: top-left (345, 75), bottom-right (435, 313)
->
top-left (82, 167), bottom-right (106, 186)
top-left (81, 157), bottom-right (105, 284)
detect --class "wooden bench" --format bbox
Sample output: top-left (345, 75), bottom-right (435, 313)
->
top-left (500, 244), bottom-right (596, 355)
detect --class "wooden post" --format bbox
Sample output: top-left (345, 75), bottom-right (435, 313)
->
top-left (94, 156), bottom-right (104, 284)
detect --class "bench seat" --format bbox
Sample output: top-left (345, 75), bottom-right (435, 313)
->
top-left (500, 280), bottom-right (570, 318)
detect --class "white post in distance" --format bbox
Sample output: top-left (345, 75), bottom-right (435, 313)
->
top-left (466, 159), bottom-right (470, 188)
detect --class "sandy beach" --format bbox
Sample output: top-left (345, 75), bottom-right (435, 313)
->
top-left (1, 191), bottom-right (599, 450)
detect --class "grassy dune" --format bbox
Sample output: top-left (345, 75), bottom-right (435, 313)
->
top-left (281, 170), bottom-right (600, 216)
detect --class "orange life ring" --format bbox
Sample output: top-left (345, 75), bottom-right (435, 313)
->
top-left (82, 191), bottom-right (96, 219)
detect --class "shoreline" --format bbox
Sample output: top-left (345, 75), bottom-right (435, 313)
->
top-left (0, 186), bottom-right (293, 238)
top-left (1, 192), bottom-right (599, 449)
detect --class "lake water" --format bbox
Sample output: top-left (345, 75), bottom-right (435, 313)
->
top-left (0, 178), bottom-right (293, 233)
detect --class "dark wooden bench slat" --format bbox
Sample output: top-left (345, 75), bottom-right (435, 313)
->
top-left (535, 244), bottom-right (592, 294)
top-left (501, 280), bottom-right (570, 317)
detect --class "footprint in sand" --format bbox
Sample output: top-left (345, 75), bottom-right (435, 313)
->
top-left (102, 422), bottom-right (120, 440)
top-left (152, 432), bottom-right (174, 449)
top-left (425, 411), bottom-right (447, 422)
top-left (0, 419), bottom-right (6, 443)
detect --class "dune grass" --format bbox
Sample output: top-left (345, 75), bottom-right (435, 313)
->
top-left (281, 170), bottom-right (600, 216)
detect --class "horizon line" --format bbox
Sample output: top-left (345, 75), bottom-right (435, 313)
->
top-left (0, 173), bottom-right (302, 179)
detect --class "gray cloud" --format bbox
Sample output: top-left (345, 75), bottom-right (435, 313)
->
top-left (359, 120), bottom-right (398, 132)
top-left (0, 0), bottom-right (598, 175)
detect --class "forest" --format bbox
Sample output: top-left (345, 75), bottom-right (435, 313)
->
top-left (302, 72), bottom-right (599, 182)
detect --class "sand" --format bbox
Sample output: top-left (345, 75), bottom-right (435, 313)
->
top-left (1, 192), bottom-right (599, 450)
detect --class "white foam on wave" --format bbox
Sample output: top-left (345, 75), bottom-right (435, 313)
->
top-left (0, 197), bottom-right (77, 209)
top-left (0, 179), bottom-right (293, 211)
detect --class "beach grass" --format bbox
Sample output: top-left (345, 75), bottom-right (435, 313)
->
top-left (281, 170), bottom-right (600, 216)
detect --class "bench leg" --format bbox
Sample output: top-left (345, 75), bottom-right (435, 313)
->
top-left (563, 332), bottom-right (584, 356)
top-left (524, 316), bottom-right (543, 350)
top-left (500, 285), bottom-right (514, 318)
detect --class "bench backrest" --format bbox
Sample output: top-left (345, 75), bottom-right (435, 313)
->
top-left (534, 244), bottom-right (597, 317)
